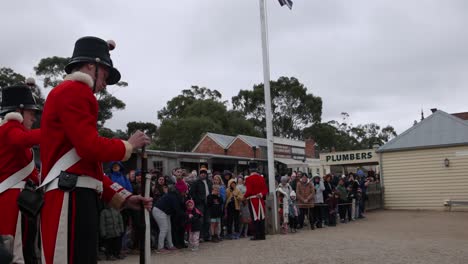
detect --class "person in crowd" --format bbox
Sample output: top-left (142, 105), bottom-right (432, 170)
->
top-left (172, 175), bottom-right (188, 249)
top-left (244, 162), bottom-right (268, 241)
top-left (336, 178), bottom-right (349, 223)
top-left (225, 179), bottom-right (242, 239)
top-left (296, 173), bottom-right (315, 229)
top-left (347, 173), bottom-right (359, 221)
top-left (288, 191), bottom-right (299, 233)
top-left (222, 170), bottom-right (233, 186)
top-left (290, 172), bottom-right (299, 191)
top-left (189, 166), bottom-right (212, 241)
top-left (152, 175), bottom-right (168, 203)
top-left (100, 204), bottom-right (125, 260)
top-left (152, 186), bottom-right (183, 253)
top-left (128, 170), bottom-right (136, 184)
top-left (185, 200), bottom-right (202, 251)
top-left (108, 161), bottom-right (133, 192)
top-left (323, 174), bottom-right (334, 225)
top-left (327, 191), bottom-right (339, 226)
top-left (212, 174), bottom-right (226, 202)
top-left (236, 176), bottom-right (250, 238)
top-left (358, 172), bottom-right (370, 218)
top-left (207, 185), bottom-right (223, 242)
top-left (184, 170), bottom-right (198, 187)
top-left (236, 176), bottom-right (246, 195)
top-left (212, 174), bottom-right (226, 238)
top-left (312, 174), bottom-right (325, 228)
top-left (278, 175), bottom-right (292, 199)
top-left (276, 188), bottom-right (289, 234)
top-left (239, 198), bottom-right (252, 238)
top-left (0, 84), bottom-right (41, 263)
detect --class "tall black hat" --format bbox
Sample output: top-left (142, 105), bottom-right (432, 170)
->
top-left (248, 162), bottom-right (258, 172)
top-left (0, 85), bottom-right (40, 115)
top-left (64, 36), bottom-right (121, 85)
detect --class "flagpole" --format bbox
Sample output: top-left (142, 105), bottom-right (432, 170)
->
top-left (259, 0), bottom-right (278, 233)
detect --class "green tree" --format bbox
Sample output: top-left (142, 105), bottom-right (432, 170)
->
top-left (156, 86), bottom-right (261, 151)
top-left (34, 56), bottom-right (127, 127)
top-left (232, 76), bottom-right (322, 139)
top-left (126, 121), bottom-right (157, 139)
top-left (306, 112), bottom-right (397, 151)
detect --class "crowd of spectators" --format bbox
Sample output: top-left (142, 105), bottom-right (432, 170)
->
top-left (98, 162), bottom-right (378, 260)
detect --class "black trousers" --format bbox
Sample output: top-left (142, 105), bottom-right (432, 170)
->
top-left (196, 203), bottom-right (210, 240)
top-left (226, 207), bottom-right (240, 235)
top-left (69, 188), bottom-right (100, 264)
top-left (249, 204), bottom-right (265, 239)
top-left (104, 237), bottom-right (121, 257)
top-left (171, 216), bottom-right (185, 248)
top-left (313, 205), bottom-right (323, 227)
top-left (288, 216), bottom-right (297, 229)
top-left (338, 200), bottom-right (348, 221)
top-left (298, 208), bottom-right (313, 228)
top-left (328, 212), bottom-right (337, 226)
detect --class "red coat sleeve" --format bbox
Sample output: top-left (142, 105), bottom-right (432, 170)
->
top-left (6, 126), bottom-right (40, 148)
top-left (58, 84), bottom-right (132, 162)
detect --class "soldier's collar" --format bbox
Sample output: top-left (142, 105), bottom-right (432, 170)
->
top-left (64, 71), bottom-right (94, 89)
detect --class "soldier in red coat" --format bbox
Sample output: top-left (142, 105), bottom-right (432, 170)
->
top-left (0, 83), bottom-right (41, 263)
top-left (39, 36), bottom-right (151, 264)
top-left (243, 162), bottom-right (268, 240)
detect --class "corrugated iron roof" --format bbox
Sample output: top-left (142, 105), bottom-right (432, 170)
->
top-left (206, 132), bottom-right (236, 149)
top-left (377, 110), bottom-right (468, 153)
top-left (238, 135), bottom-right (268, 147)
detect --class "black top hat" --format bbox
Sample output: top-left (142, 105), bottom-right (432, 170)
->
top-left (0, 85), bottom-right (40, 116)
top-left (248, 162), bottom-right (258, 172)
top-left (65, 36), bottom-right (121, 85)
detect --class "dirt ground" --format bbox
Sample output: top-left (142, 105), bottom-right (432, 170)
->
top-left (102, 210), bottom-right (468, 264)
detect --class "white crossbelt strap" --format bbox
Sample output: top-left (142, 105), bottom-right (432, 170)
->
top-left (39, 148), bottom-right (80, 188)
top-left (0, 153), bottom-right (35, 194)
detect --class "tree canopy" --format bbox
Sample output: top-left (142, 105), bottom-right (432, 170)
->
top-left (232, 76), bottom-right (322, 140)
top-left (155, 86), bottom-right (261, 151)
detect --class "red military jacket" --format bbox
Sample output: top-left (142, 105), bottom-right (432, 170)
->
top-left (40, 71), bottom-right (133, 207)
top-left (0, 112), bottom-right (40, 236)
top-left (244, 172), bottom-right (268, 221)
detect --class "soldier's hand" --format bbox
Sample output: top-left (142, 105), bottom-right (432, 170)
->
top-left (128, 130), bottom-right (150, 149)
top-left (124, 195), bottom-right (153, 211)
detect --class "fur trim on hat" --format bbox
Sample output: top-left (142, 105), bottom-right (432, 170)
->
top-left (64, 71), bottom-right (94, 88)
top-left (1, 112), bottom-right (23, 125)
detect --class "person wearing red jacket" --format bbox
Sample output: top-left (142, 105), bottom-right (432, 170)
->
top-left (243, 162), bottom-right (268, 240)
top-left (0, 83), bottom-right (41, 263)
top-left (39, 36), bottom-right (151, 264)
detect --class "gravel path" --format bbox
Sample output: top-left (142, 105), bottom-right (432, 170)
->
top-left (101, 210), bottom-right (468, 264)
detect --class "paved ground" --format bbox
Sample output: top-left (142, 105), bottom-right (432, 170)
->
top-left (101, 210), bottom-right (468, 264)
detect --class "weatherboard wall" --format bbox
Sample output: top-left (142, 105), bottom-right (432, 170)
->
top-left (381, 145), bottom-right (468, 210)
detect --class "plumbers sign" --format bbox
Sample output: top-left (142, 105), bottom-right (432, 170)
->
top-left (320, 149), bottom-right (379, 165)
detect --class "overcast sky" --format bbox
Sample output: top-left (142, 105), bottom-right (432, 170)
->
top-left (2, 0), bottom-right (468, 135)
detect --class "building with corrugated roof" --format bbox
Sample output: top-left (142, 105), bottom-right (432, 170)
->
top-left (377, 110), bottom-right (468, 210)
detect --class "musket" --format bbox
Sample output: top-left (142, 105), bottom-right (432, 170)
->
top-left (139, 146), bottom-right (151, 264)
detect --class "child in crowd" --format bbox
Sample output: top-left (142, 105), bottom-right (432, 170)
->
top-left (288, 191), bottom-right (299, 233)
top-left (239, 199), bottom-right (252, 238)
top-left (327, 191), bottom-right (339, 226)
top-left (277, 189), bottom-right (289, 234)
top-left (207, 185), bottom-right (223, 242)
top-left (100, 205), bottom-right (124, 260)
top-left (185, 200), bottom-right (202, 251)
top-left (225, 179), bottom-right (242, 239)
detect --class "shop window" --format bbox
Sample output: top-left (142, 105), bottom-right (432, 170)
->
top-left (153, 160), bottom-right (163, 173)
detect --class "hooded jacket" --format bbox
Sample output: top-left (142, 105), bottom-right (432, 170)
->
top-left (108, 161), bottom-right (133, 193)
top-left (225, 179), bottom-right (242, 210)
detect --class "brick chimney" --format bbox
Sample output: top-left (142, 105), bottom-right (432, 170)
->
top-left (305, 138), bottom-right (316, 158)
